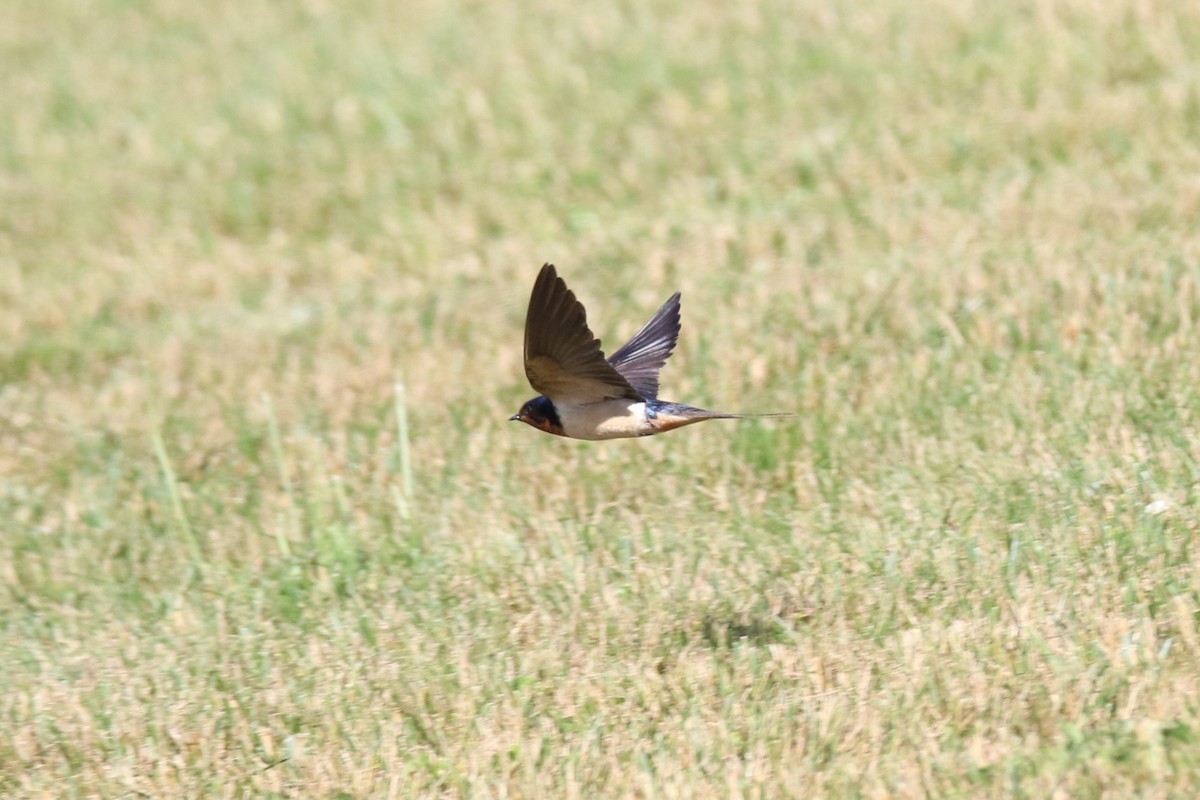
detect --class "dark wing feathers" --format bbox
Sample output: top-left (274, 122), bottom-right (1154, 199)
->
top-left (607, 292), bottom-right (681, 401)
top-left (523, 264), bottom-right (642, 403)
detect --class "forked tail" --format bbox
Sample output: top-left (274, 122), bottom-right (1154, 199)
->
top-left (649, 402), bottom-right (795, 432)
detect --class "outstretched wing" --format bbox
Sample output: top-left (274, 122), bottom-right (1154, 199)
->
top-left (523, 264), bottom-right (642, 404)
top-left (607, 292), bottom-right (681, 401)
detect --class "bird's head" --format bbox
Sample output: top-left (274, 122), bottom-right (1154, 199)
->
top-left (509, 395), bottom-right (566, 437)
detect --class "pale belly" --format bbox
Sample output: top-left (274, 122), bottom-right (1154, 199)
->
top-left (559, 400), bottom-right (656, 440)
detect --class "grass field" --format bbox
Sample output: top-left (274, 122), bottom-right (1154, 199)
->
top-left (4, 0), bottom-right (1200, 796)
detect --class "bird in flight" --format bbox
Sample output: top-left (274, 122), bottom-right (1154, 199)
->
top-left (510, 263), bottom-right (789, 439)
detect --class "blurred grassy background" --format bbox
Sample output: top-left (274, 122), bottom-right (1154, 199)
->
top-left (4, 0), bottom-right (1200, 795)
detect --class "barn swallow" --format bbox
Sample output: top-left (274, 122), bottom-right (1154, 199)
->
top-left (511, 263), bottom-right (789, 440)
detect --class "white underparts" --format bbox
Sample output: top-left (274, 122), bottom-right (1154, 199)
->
top-left (558, 400), bottom-right (655, 440)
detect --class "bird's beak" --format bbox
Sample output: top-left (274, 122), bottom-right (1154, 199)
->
top-left (509, 414), bottom-right (521, 422)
